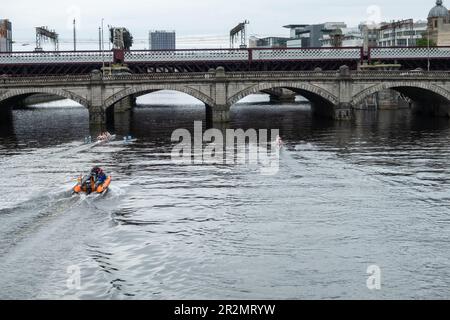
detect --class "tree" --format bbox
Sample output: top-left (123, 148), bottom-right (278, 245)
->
top-left (109, 27), bottom-right (134, 50)
top-left (416, 37), bottom-right (436, 47)
top-left (123, 30), bottom-right (133, 50)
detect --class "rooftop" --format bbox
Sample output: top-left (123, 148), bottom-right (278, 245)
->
top-left (428, 0), bottom-right (450, 19)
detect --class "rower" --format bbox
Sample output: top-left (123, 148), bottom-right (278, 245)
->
top-left (275, 135), bottom-right (283, 146)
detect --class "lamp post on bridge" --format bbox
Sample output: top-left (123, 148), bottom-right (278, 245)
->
top-left (73, 19), bottom-right (77, 51)
top-left (108, 25), bottom-right (111, 51)
top-left (98, 27), bottom-right (101, 51)
top-left (101, 18), bottom-right (105, 75)
top-left (427, 28), bottom-right (431, 72)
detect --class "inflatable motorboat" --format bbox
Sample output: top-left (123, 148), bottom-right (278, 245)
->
top-left (73, 175), bottom-right (112, 194)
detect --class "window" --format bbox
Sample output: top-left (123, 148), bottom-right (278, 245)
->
top-left (396, 39), bottom-right (407, 46)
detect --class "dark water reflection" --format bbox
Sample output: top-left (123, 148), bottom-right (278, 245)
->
top-left (0, 94), bottom-right (450, 299)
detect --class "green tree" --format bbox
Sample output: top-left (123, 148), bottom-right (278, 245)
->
top-left (123, 30), bottom-right (133, 50)
top-left (416, 37), bottom-right (436, 47)
top-left (109, 28), bottom-right (134, 50)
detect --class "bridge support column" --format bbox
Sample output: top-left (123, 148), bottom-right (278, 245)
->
top-left (208, 105), bottom-right (230, 123)
top-left (0, 105), bottom-right (13, 125)
top-left (336, 65), bottom-right (353, 121)
top-left (210, 67), bottom-right (230, 123)
top-left (113, 110), bottom-right (132, 136)
top-left (88, 70), bottom-right (107, 129)
top-left (89, 106), bottom-right (106, 126)
top-left (334, 104), bottom-right (353, 121)
top-left (114, 95), bottom-right (136, 113)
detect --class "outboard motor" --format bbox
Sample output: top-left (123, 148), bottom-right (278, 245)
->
top-left (81, 175), bottom-right (92, 194)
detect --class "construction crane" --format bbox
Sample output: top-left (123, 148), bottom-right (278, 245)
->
top-left (35, 26), bottom-right (59, 51)
top-left (230, 20), bottom-right (249, 48)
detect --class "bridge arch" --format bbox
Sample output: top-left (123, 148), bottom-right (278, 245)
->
top-left (103, 84), bottom-right (216, 110)
top-left (227, 82), bottom-right (339, 107)
top-left (352, 82), bottom-right (450, 108)
top-left (0, 88), bottom-right (89, 108)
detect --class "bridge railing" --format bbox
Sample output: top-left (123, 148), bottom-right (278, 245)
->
top-left (3, 47), bottom-right (450, 67)
top-left (252, 47), bottom-right (362, 61)
top-left (102, 73), bottom-right (215, 80)
top-left (369, 46), bottom-right (450, 60)
top-left (0, 51), bottom-right (113, 64)
top-left (0, 75), bottom-right (92, 83)
top-left (0, 72), bottom-right (216, 83)
top-left (3, 70), bottom-right (450, 83)
top-left (124, 49), bottom-right (249, 62)
top-left (351, 70), bottom-right (450, 78)
top-left (0, 48), bottom-right (363, 65)
top-left (223, 71), bottom-right (340, 78)
top-left (124, 48), bottom-right (363, 62)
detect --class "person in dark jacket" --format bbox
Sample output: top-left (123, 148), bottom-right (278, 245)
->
top-left (90, 166), bottom-right (107, 189)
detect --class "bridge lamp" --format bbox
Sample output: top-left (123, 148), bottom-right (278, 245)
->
top-left (427, 28), bottom-right (430, 72)
top-left (101, 18), bottom-right (105, 74)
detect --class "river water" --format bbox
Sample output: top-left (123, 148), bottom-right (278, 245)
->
top-left (0, 91), bottom-right (449, 300)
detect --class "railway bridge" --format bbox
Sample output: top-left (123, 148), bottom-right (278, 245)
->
top-left (1, 46), bottom-right (450, 75)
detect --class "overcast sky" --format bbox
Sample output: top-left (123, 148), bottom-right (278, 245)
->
top-left (2, 0), bottom-right (434, 50)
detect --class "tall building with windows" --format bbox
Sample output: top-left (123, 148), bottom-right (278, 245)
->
top-left (321, 27), bottom-right (364, 47)
top-left (0, 19), bottom-right (12, 52)
top-left (377, 19), bottom-right (427, 47)
top-left (149, 30), bottom-right (176, 50)
top-left (283, 22), bottom-right (347, 47)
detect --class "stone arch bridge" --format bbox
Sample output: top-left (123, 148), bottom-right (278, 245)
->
top-left (1, 67), bottom-right (450, 126)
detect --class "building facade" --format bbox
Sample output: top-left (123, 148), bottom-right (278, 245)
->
top-left (377, 19), bottom-right (427, 47)
top-left (149, 30), bottom-right (176, 50)
top-left (249, 36), bottom-right (290, 48)
top-left (0, 19), bottom-right (12, 52)
top-left (359, 23), bottom-right (379, 50)
top-left (321, 27), bottom-right (364, 47)
top-left (284, 22), bottom-right (347, 48)
top-left (427, 0), bottom-right (450, 45)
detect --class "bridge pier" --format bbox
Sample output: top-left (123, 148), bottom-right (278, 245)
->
top-left (335, 66), bottom-right (353, 121)
top-left (334, 104), bottom-right (353, 121)
top-left (0, 105), bottom-right (13, 125)
top-left (113, 95), bottom-right (136, 113)
top-left (208, 105), bottom-right (230, 123)
top-left (209, 67), bottom-right (231, 123)
top-left (89, 106), bottom-right (106, 126)
top-left (112, 110), bottom-right (132, 136)
top-left (311, 102), bottom-right (353, 120)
